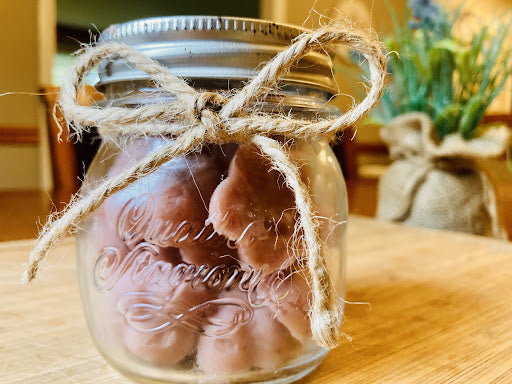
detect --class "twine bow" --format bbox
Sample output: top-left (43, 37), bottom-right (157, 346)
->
top-left (23, 22), bottom-right (386, 349)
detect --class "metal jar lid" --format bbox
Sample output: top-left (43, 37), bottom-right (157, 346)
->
top-left (97, 16), bottom-right (337, 93)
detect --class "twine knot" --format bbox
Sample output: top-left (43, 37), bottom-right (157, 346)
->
top-left (193, 92), bottom-right (229, 118)
top-left (191, 92), bottom-right (231, 141)
top-left (23, 22), bottom-right (387, 349)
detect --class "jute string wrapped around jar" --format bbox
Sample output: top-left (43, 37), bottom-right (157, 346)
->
top-left (22, 22), bottom-right (387, 349)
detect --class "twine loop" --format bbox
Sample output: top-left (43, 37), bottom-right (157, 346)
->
top-left (23, 22), bottom-right (387, 349)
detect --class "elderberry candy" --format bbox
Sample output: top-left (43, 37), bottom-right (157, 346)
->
top-left (196, 288), bottom-right (298, 374)
top-left (179, 243), bottom-right (238, 267)
top-left (208, 144), bottom-right (297, 272)
top-left (94, 138), bottom-right (236, 259)
top-left (96, 243), bottom-right (214, 365)
top-left (258, 269), bottom-right (312, 343)
top-left (120, 280), bottom-right (205, 365)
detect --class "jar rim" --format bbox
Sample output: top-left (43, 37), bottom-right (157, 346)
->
top-left (96, 16), bottom-right (337, 94)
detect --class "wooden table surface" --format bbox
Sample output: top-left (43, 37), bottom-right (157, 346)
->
top-left (2, 216), bottom-right (512, 383)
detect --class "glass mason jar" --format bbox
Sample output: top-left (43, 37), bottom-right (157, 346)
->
top-left (77, 16), bottom-right (347, 384)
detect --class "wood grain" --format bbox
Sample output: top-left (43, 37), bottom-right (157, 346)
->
top-left (0, 190), bottom-right (53, 242)
top-left (2, 217), bottom-right (512, 383)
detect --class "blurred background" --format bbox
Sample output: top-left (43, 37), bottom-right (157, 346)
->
top-left (0, 0), bottom-right (510, 241)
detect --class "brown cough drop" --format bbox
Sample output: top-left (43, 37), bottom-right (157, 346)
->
top-left (208, 144), bottom-right (297, 271)
top-left (196, 288), bottom-right (298, 374)
top-left (93, 139), bottom-right (237, 265)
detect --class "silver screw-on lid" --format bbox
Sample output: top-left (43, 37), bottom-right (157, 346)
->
top-left (97, 16), bottom-right (337, 93)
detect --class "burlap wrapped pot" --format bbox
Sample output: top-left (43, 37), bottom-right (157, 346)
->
top-left (377, 112), bottom-right (510, 238)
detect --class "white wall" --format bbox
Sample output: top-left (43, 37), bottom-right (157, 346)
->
top-left (0, 145), bottom-right (41, 189)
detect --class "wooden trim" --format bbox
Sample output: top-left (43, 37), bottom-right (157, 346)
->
top-left (42, 86), bottom-right (79, 195)
top-left (482, 114), bottom-right (512, 126)
top-left (0, 127), bottom-right (39, 144)
top-left (355, 143), bottom-right (388, 155)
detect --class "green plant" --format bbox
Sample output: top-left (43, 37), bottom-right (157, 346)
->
top-left (373, 0), bottom-right (512, 139)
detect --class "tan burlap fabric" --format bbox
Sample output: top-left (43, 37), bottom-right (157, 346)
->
top-left (377, 112), bottom-right (510, 238)
top-left (22, 23), bottom-right (387, 349)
